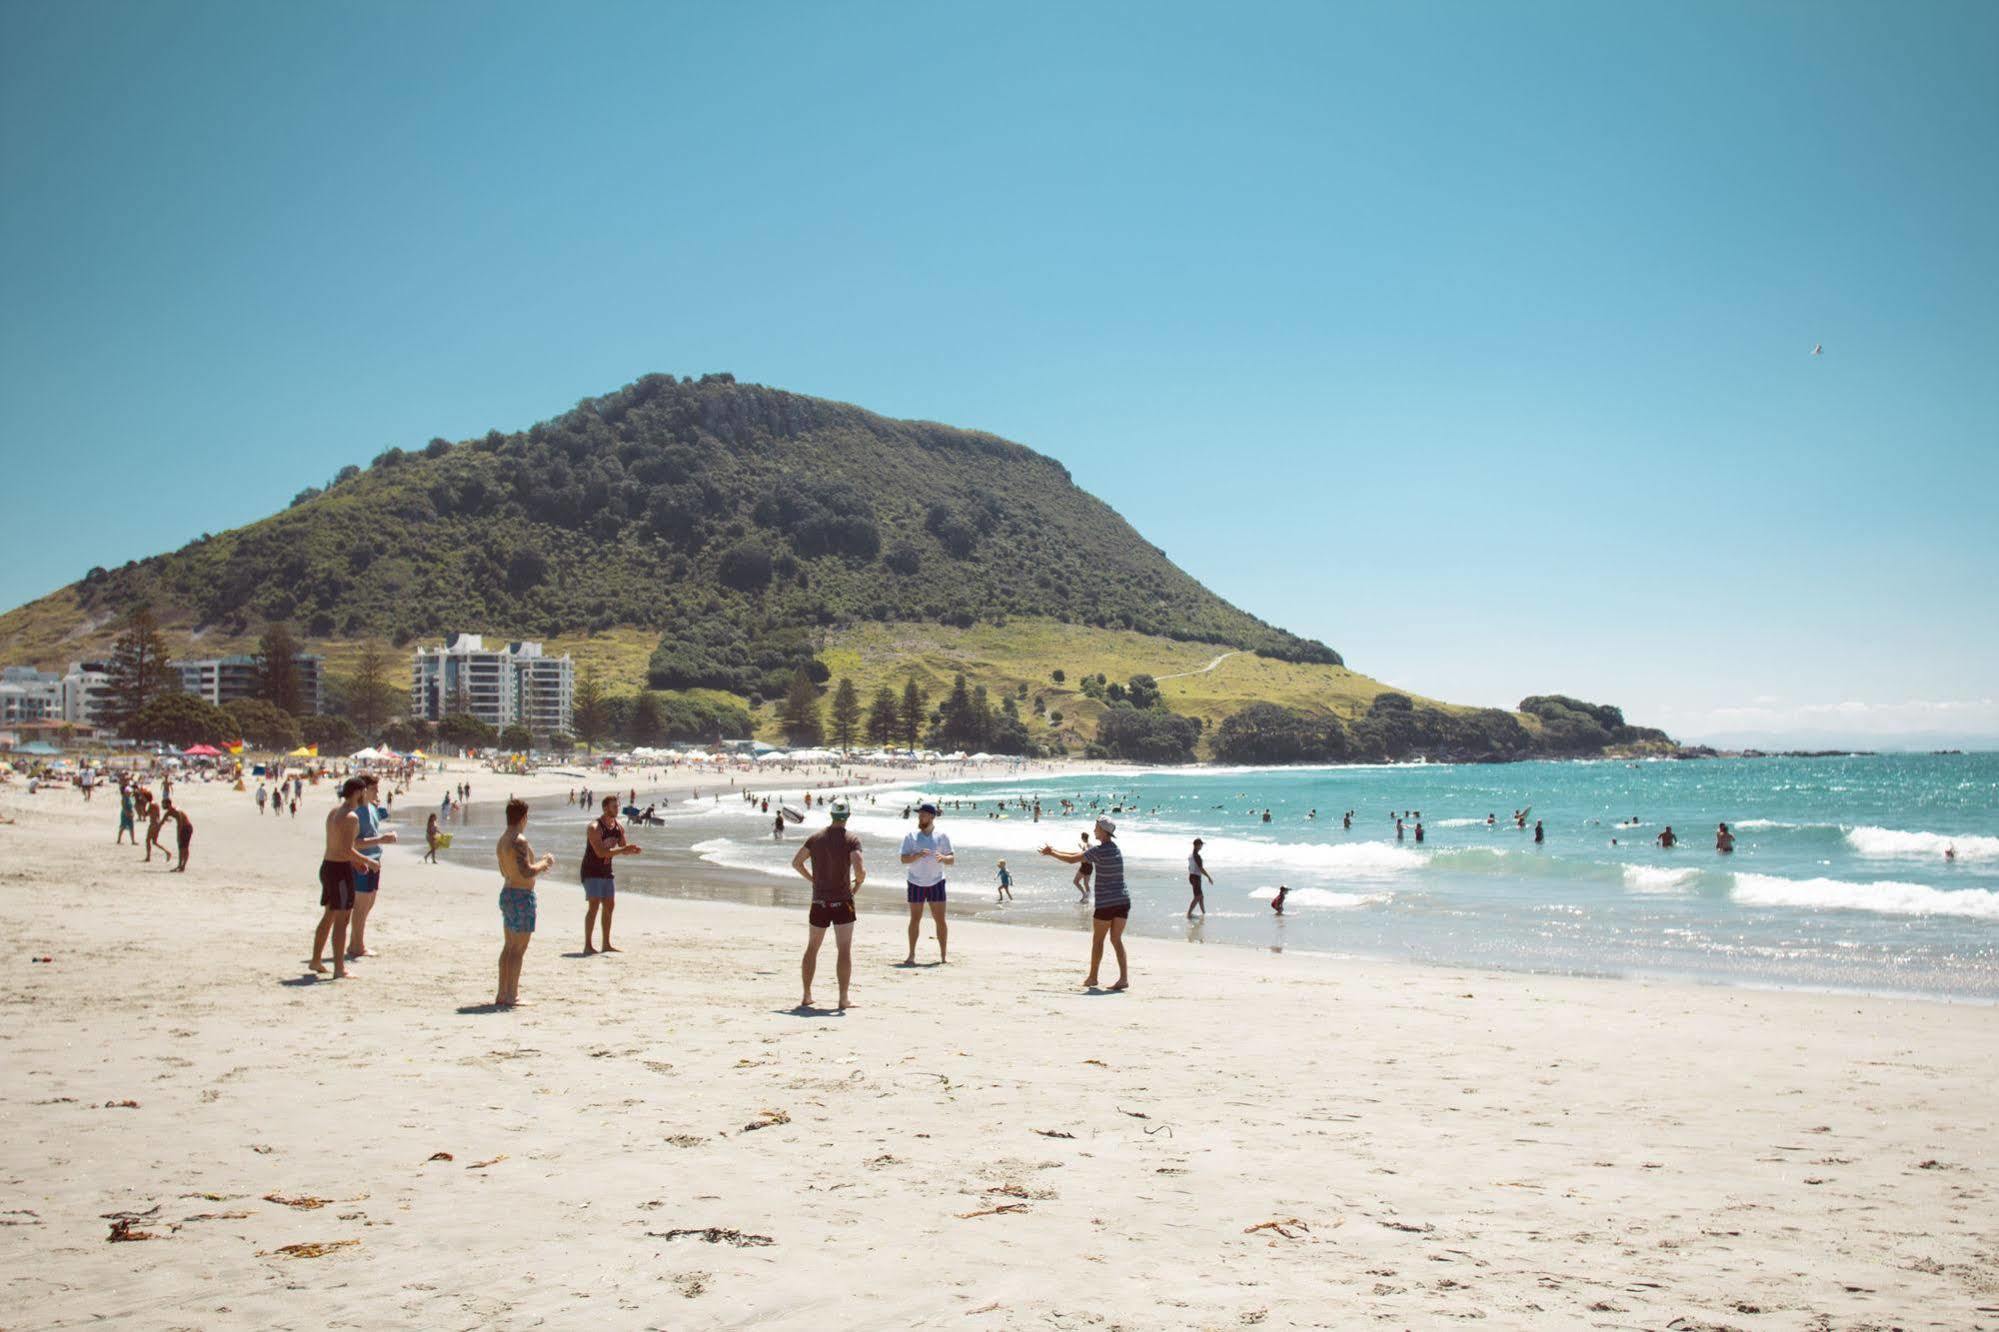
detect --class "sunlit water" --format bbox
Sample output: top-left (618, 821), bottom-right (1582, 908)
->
top-left (437, 753), bottom-right (1999, 1000)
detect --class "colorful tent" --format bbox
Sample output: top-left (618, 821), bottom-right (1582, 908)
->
top-left (287, 745), bottom-right (316, 758)
top-left (183, 743), bottom-right (224, 757)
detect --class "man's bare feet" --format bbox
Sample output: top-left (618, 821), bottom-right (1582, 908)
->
top-left (1109, 979), bottom-right (1129, 991)
top-left (309, 960), bottom-right (328, 974)
top-left (1083, 975), bottom-right (1099, 988)
top-left (332, 968), bottom-right (349, 980)
top-left (901, 955), bottom-right (915, 966)
top-left (836, 998), bottom-right (853, 1010)
top-left (799, 995), bottom-right (813, 1009)
top-left (583, 945), bottom-right (597, 955)
top-left (347, 948), bottom-right (371, 959)
top-left (601, 944), bottom-right (620, 953)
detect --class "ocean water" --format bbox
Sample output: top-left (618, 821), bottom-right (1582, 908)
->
top-left (447, 753), bottom-right (1999, 1000)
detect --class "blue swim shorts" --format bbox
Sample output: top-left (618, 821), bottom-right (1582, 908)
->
top-left (907, 880), bottom-right (947, 905)
top-left (583, 876), bottom-right (615, 901)
top-left (499, 885), bottom-right (537, 934)
top-left (354, 863), bottom-right (380, 894)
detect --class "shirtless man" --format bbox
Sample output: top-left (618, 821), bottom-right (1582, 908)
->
top-left (1715, 822), bottom-right (1735, 853)
top-left (496, 798), bottom-right (554, 1008)
top-left (789, 800), bottom-right (864, 1010)
top-left (162, 800), bottom-right (193, 872)
top-left (313, 777), bottom-right (385, 978)
top-left (1656, 826), bottom-right (1678, 849)
top-left (581, 794), bottom-right (642, 954)
top-left (144, 799), bottom-right (173, 864)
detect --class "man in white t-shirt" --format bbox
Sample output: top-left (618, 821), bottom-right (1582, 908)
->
top-left (899, 801), bottom-right (954, 965)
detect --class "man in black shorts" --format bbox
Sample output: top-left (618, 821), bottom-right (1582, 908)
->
top-left (789, 799), bottom-right (865, 1010)
top-left (312, 777), bottom-right (383, 979)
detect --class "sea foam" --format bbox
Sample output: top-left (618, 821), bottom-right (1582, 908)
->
top-left (1623, 866), bottom-right (1699, 894)
top-left (1732, 872), bottom-right (1999, 921)
top-left (1845, 826), bottom-right (1999, 861)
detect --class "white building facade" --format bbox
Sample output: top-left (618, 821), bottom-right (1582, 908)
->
top-left (172, 653), bottom-right (325, 715)
top-left (410, 634), bottom-right (573, 736)
top-left (0, 667), bottom-right (65, 724)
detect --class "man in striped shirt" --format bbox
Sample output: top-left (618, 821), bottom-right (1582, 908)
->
top-left (1040, 816), bottom-right (1129, 991)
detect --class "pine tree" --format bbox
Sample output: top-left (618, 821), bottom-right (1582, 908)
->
top-left (105, 606), bottom-right (173, 735)
top-left (779, 667), bottom-right (823, 745)
top-left (255, 622), bottom-right (304, 715)
top-left (828, 677), bottom-right (860, 752)
top-left (900, 678), bottom-right (927, 752)
top-left (344, 639), bottom-right (400, 739)
top-left (573, 666), bottom-right (605, 746)
top-left (866, 685), bottom-right (899, 748)
top-left (631, 690), bottom-right (664, 746)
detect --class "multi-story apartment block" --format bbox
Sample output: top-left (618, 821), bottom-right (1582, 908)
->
top-left (410, 634), bottom-right (573, 736)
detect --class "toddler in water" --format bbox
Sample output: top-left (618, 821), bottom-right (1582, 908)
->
top-left (996, 859), bottom-right (1013, 903)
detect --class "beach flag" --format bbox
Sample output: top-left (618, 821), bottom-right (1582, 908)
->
top-left (227, 740), bottom-right (244, 756)
top-left (307, 744), bottom-right (319, 757)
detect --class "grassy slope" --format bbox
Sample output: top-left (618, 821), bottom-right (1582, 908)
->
top-left (0, 607), bottom-right (1487, 757)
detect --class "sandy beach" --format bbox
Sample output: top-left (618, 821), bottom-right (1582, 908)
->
top-left (2, 771), bottom-right (1995, 1331)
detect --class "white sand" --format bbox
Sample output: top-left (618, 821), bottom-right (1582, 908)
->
top-left (1, 774), bottom-right (1995, 1330)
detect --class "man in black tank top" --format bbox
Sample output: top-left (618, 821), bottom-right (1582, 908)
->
top-left (581, 794), bottom-right (641, 954)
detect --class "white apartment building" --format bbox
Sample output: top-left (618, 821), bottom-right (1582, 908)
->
top-left (62, 661), bottom-right (114, 727)
top-left (410, 633), bottom-right (574, 736)
top-left (0, 667), bottom-right (65, 724)
top-left (173, 653), bottom-right (325, 715)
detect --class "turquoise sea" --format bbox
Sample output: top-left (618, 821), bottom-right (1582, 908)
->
top-left (451, 753), bottom-right (1999, 1000)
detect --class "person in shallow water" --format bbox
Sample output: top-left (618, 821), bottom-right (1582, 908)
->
top-left (1534, 819), bottom-right (1545, 844)
top-left (1657, 826), bottom-right (1678, 849)
top-left (1271, 884), bottom-right (1289, 914)
top-left (1715, 822), bottom-right (1735, 853)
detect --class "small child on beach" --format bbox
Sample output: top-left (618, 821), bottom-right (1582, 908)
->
top-left (1271, 884), bottom-right (1289, 914)
top-left (995, 859), bottom-right (1013, 903)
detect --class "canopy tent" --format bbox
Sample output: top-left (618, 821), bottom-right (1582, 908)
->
top-left (11, 741), bottom-right (61, 756)
top-left (350, 747), bottom-right (385, 761)
top-left (287, 746), bottom-right (316, 758)
top-left (183, 744), bottom-right (224, 757)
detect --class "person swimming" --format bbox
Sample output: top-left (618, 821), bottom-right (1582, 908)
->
top-left (1657, 826), bottom-right (1677, 849)
top-left (1716, 822), bottom-right (1735, 853)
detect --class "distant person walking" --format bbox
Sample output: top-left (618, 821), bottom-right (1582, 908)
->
top-left (789, 799), bottom-right (864, 1010)
top-left (995, 859), bottom-right (1013, 903)
top-left (899, 802), bottom-right (954, 965)
top-left (581, 794), bottom-right (642, 955)
top-left (1186, 838), bottom-right (1214, 918)
top-left (424, 812), bottom-right (442, 863)
top-left (1040, 816), bottom-right (1129, 991)
top-left (144, 799), bottom-right (172, 864)
top-left (116, 787), bottom-right (137, 845)
top-left (496, 798), bottom-right (553, 1008)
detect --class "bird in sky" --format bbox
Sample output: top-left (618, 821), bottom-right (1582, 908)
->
top-left (1812, 344), bottom-right (1823, 355)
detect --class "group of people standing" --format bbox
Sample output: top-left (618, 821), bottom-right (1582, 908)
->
top-left (112, 776), bottom-right (193, 872)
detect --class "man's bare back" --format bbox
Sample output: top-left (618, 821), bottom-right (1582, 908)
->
top-left (325, 804), bottom-right (361, 862)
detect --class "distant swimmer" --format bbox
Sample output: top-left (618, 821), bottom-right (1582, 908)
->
top-left (1413, 821), bottom-right (1425, 844)
top-left (1395, 817), bottom-right (1405, 841)
top-left (1715, 822), bottom-right (1735, 853)
top-left (1657, 826), bottom-right (1678, 849)
top-left (1342, 811), bottom-right (1352, 830)
top-left (1186, 838), bottom-right (1214, 918)
top-left (1533, 819), bottom-right (1545, 844)
top-left (1487, 813), bottom-right (1495, 826)
top-left (1261, 809), bottom-right (1271, 824)
top-left (1945, 845), bottom-right (1956, 862)
top-left (1271, 884), bottom-right (1289, 915)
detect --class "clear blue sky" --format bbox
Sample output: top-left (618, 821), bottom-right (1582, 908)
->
top-left (3, 2), bottom-right (1994, 744)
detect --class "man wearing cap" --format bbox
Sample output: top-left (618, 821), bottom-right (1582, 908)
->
top-left (899, 801), bottom-right (955, 965)
top-left (1040, 815), bottom-right (1130, 991)
top-left (790, 799), bottom-right (865, 1010)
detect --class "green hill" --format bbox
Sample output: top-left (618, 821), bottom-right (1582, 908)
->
top-left (0, 372), bottom-right (1670, 760)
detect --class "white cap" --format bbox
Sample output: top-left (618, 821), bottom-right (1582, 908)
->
top-left (1095, 815), bottom-right (1116, 834)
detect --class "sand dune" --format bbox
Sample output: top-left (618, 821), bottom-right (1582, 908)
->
top-left (0, 772), bottom-right (1994, 1330)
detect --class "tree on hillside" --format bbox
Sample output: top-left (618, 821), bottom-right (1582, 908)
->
top-left (631, 691), bottom-right (665, 746)
top-left (573, 666), bottom-right (606, 746)
top-left (224, 697), bottom-right (300, 751)
top-left (254, 622), bottom-right (304, 715)
top-left (1126, 673), bottom-right (1161, 710)
top-left (127, 693), bottom-right (232, 748)
top-left (343, 640), bottom-right (402, 738)
top-left (866, 685), bottom-right (899, 748)
top-left (778, 667), bottom-right (823, 746)
top-left (900, 679), bottom-right (928, 752)
top-left (828, 678), bottom-right (860, 752)
top-left (105, 607), bottom-right (174, 735)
